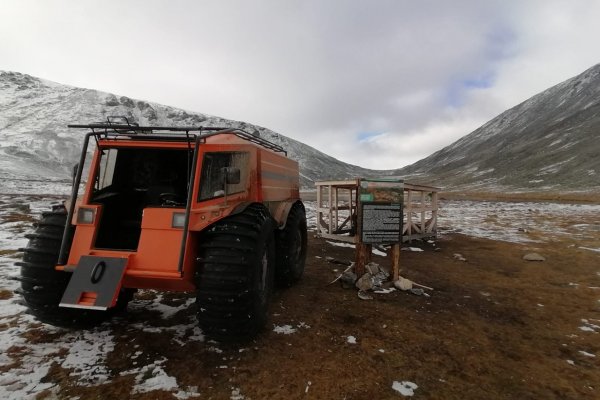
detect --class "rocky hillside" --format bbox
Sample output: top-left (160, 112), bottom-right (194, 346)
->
top-left (397, 64), bottom-right (600, 193)
top-left (0, 71), bottom-right (383, 191)
top-left (2, 66), bottom-right (599, 195)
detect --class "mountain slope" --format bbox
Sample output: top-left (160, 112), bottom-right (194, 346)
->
top-left (2, 67), bottom-right (599, 195)
top-left (398, 64), bottom-right (600, 192)
top-left (0, 71), bottom-right (383, 191)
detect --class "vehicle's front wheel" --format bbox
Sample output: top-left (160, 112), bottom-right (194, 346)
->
top-left (195, 204), bottom-right (275, 341)
top-left (18, 205), bottom-right (131, 328)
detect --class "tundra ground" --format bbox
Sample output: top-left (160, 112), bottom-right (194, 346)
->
top-left (0, 195), bottom-right (599, 399)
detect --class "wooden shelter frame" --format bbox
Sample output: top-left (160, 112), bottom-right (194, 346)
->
top-left (315, 180), bottom-right (439, 244)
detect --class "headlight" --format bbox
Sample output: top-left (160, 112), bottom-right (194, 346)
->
top-left (77, 207), bottom-right (95, 224)
top-left (172, 212), bottom-right (186, 228)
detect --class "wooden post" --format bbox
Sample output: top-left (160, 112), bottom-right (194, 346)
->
top-left (355, 243), bottom-right (371, 277)
top-left (406, 189), bottom-right (412, 238)
top-left (327, 185), bottom-right (333, 234)
top-left (334, 187), bottom-right (339, 232)
top-left (391, 243), bottom-right (401, 281)
top-left (316, 184), bottom-right (322, 236)
top-left (420, 190), bottom-right (425, 234)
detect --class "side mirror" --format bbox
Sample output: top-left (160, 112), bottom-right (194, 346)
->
top-left (223, 167), bottom-right (241, 185)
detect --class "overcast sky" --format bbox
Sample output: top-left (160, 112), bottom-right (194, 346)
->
top-left (2, 0), bottom-right (599, 169)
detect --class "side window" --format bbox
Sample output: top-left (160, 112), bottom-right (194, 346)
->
top-left (199, 152), bottom-right (249, 201)
top-left (97, 149), bottom-right (118, 190)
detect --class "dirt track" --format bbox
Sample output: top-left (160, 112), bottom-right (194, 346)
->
top-left (3, 230), bottom-right (598, 399)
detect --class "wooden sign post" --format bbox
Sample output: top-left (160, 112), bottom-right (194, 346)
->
top-left (356, 179), bottom-right (403, 279)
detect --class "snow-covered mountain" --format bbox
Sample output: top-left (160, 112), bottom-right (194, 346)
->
top-left (2, 66), bottom-right (599, 195)
top-left (396, 64), bottom-right (600, 193)
top-left (0, 71), bottom-right (383, 192)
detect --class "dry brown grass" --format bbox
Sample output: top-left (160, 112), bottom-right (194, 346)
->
top-left (441, 190), bottom-right (600, 203)
top-left (0, 212), bottom-right (37, 224)
top-left (12, 232), bottom-right (597, 400)
top-left (302, 189), bottom-right (600, 203)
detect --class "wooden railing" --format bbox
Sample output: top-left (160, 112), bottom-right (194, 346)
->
top-left (315, 180), bottom-right (439, 243)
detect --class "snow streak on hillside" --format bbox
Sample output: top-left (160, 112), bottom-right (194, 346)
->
top-left (0, 71), bottom-right (383, 193)
top-left (2, 65), bottom-right (599, 195)
top-left (398, 64), bottom-right (600, 193)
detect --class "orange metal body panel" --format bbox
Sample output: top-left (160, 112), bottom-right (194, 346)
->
top-left (259, 150), bottom-right (300, 202)
top-left (63, 133), bottom-right (300, 293)
top-left (133, 208), bottom-right (183, 274)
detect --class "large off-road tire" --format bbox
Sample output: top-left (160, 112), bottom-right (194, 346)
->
top-left (18, 205), bottom-right (131, 328)
top-left (275, 203), bottom-right (307, 287)
top-left (195, 204), bottom-right (275, 342)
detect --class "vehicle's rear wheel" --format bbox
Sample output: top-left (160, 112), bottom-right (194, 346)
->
top-left (195, 204), bottom-right (275, 341)
top-left (18, 205), bottom-right (131, 328)
top-left (275, 203), bottom-right (307, 287)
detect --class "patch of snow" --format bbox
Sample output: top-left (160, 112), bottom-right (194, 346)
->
top-left (557, 141), bottom-right (579, 151)
top-left (207, 346), bottom-right (223, 354)
top-left (537, 156), bottom-right (576, 175)
top-left (549, 139), bottom-right (563, 146)
top-left (325, 240), bottom-right (389, 256)
top-left (326, 241), bottom-right (355, 249)
top-left (374, 288), bottom-right (396, 294)
top-left (305, 381), bottom-right (312, 393)
top-left (392, 381), bottom-right (418, 396)
top-left (579, 319), bottom-right (600, 332)
top-left (129, 293), bottom-right (195, 319)
top-left (438, 200), bottom-right (600, 245)
top-left (62, 329), bottom-right (115, 384)
top-left (347, 336), bottom-right (357, 344)
top-left (303, 201), bottom-right (317, 231)
top-left (128, 320), bottom-right (204, 345)
top-left (131, 358), bottom-right (179, 394)
top-left (174, 386), bottom-right (201, 399)
top-left (578, 350), bottom-right (596, 358)
top-left (566, 360), bottom-right (575, 365)
top-left (273, 325), bottom-right (297, 335)
top-left (472, 168), bottom-right (495, 177)
top-left (372, 248), bottom-right (387, 256)
top-left (188, 327), bottom-right (205, 342)
top-left (402, 247), bottom-right (423, 252)
top-left (579, 246), bottom-right (600, 253)
top-left (230, 387), bottom-right (245, 400)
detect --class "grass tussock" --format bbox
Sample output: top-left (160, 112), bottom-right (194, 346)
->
top-left (1, 212), bottom-right (37, 224)
top-left (0, 289), bottom-right (14, 300)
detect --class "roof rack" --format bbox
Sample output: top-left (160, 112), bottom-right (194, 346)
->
top-left (68, 117), bottom-right (286, 155)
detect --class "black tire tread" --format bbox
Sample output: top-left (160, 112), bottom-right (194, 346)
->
top-left (275, 203), bottom-right (307, 287)
top-left (195, 204), bottom-right (274, 341)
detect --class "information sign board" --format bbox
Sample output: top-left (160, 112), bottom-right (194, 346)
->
top-left (359, 179), bottom-right (403, 244)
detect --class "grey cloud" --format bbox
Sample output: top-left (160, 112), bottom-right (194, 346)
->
top-left (1, 0), bottom-right (599, 169)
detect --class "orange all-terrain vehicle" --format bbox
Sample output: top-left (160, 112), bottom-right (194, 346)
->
top-left (18, 117), bottom-right (307, 340)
